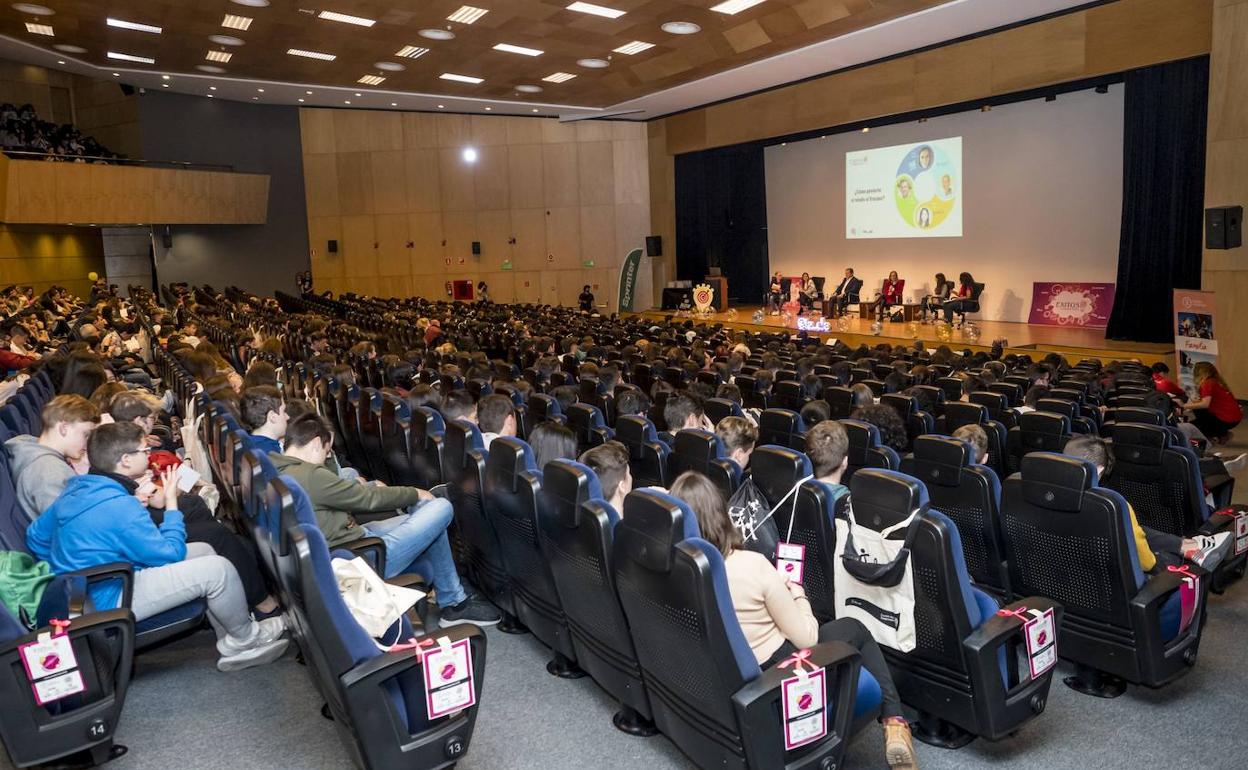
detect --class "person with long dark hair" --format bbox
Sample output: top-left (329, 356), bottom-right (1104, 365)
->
top-left (941, 272), bottom-right (976, 323)
top-left (923, 272), bottom-right (953, 322)
top-left (1181, 362), bottom-right (1243, 443)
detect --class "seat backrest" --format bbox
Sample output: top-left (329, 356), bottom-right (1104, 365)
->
top-left (881, 393), bottom-right (933, 447)
top-left (969, 391), bottom-right (1014, 429)
top-left (941, 403), bottom-right (1008, 477)
top-left (407, 406), bottom-right (444, 488)
top-left (703, 397), bottom-right (744, 426)
top-left (756, 408), bottom-right (807, 451)
top-left (566, 403), bottom-right (611, 454)
top-left (826, 386), bottom-right (855, 419)
top-left (1006, 411), bottom-right (1072, 474)
top-left (774, 380), bottom-right (804, 411)
top-left (900, 436), bottom-right (1007, 596)
top-left (1103, 423), bottom-right (1207, 536)
top-left (749, 445), bottom-right (812, 514)
top-left (613, 415), bottom-right (670, 487)
top-left (842, 419), bottom-right (900, 482)
top-left (937, 377), bottom-right (964, 403)
top-left (1000, 453), bottom-right (1143, 629)
top-left (0, 449), bottom-right (29, 550)
top-left (529, 393), bottom-right (565, 424)
top-left (668, 429), bottom-right (740, 499)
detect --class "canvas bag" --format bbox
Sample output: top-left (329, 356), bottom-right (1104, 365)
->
top-left (728, 475), bottom-right (812, 561)
top-left (833, 497), bottom-right (921, 652)
top-left (332, 556), bottom-right (425, 645)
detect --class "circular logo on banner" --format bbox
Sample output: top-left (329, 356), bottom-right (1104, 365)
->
top-left (894, 143), bottom-right (957, 231)
top-left (1042, 285), bottom-right (1102, 326)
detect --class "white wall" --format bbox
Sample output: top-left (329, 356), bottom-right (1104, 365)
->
top-left (764, 86), bottom-right (1124, 322)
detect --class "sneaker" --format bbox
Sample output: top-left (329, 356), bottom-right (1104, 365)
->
top-left (1221, 453), bottom-right (1248, 477)
top-left (1185, 532), bottom-right (1233, 571)
top-left (883, 718), bottom-right (918, 769)
top-left (217, 638), bottom-right (290, 672)
top-left (439, 595), bottom-right (501, 628)
top-left (217, 615), bottom-right (287, 658)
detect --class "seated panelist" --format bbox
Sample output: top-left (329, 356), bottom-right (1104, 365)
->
top-left (875, 271), bottom-right (905, 321)
top-left (829, 267), bottom-right (863, 316)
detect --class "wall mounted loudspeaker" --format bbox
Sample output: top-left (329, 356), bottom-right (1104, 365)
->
top-left (1205, 206), bottom-right (1242, 250)
top-left (328, 240), bottom-right (338, 254)
top-left (161, 229), bottom-right (172, 249)
top-left (471, 241), bottom-right (481, 255)
top-left (646, 235), bottom-right (662, 256)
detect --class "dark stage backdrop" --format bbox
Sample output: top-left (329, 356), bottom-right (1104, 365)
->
top-left (675, 145), bottom-right (768, 305)
top-left (1106, 56), bottom-right (1209, 342)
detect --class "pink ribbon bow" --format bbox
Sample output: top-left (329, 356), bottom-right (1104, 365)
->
top-left (996, 606), bottom-right (1029, 621)
top-left (49, 618), bottom-right (70, 637)
top-left (1167, 564), bottom-right (1198, 580)
top-left (388, 637), bottom-right (435, 653)
top-left (777, 648), bottom-right (814, 674)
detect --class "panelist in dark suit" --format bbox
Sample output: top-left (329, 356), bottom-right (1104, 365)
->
top-left (829, 267), bottom-right (863, 316)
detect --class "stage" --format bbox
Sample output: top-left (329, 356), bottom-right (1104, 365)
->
top-left (629, 305), bottom-right (1172, 366)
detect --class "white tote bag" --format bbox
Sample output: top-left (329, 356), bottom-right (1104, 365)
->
top-left (833, 498), bottom-right (920, 653)
top-left (332, 556), bottom-right (426, 645)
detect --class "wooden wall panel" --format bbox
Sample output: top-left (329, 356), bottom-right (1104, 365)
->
top-left (374, 214), bottom-right (410, 276)
top-left (408, 211), bottom-right (445, 274)
top-left (579, 205), bottom-right (616, 266)
top-left (300, 109), bottom-right (336, 155)
top-left (302, 154), bottom-right (340, 217)
top-left (471, 115), bottom-right (510, 147)
top-left (475, 209), bottom-right (513, 267)
top-left (911, 37), bottom-right (995, 108)
top-left (404, 150), bottom-right (442, 213)
top-left (510, 208), bottom-right (547, 271)
top-left (370, 151), bottom-right (408, 215)
top-left (437, 115), bottom-right (473, 149)
top-left (507, 145), bottom-right (545, 210)
top-left (1085, 0), bottom-right (1213, 77)
top-left (335, 154), bottom-right (375, 215)
top-left (402, 113), bottom-right (440, 149)
top-left (613, 138), bottom-right (649, 206)
top-left (442, 211), bottom-right (477, 266)
top-left (473, 145), bottom-right (511, 211)
top-left (308, 216), bottom-right (344, 278)
top-left (340, 214), bottom-right (377, 277)
top-left (578, 142), bottom-right (615, 206)
top-left (506, 117), bottom-right (544, 146)
top-left (438, 148), bottom-right (476, 211)
top-left (990, 12), bottom-right (1087, 94)
top-left (543, 144), bottom-right (580, 208)
top-left (514, 271), bottom-right (541, 303)
top-left (545, 207), bottom-right (581, 267)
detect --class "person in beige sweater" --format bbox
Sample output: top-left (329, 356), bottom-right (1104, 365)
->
top-left (670, 470), bottom-right (918, 770)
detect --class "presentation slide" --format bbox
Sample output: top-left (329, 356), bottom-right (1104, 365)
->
top-left (845, 137), bottom-right (963, 239)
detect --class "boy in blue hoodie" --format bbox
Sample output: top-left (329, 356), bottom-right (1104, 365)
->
top-left (28, 422), bottom-right (289, 672)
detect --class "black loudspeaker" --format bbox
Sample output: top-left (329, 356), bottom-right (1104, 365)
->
top-left (161, 230), bottom-right (172, 249)
top-left (328, 240), bottom-right (338, 254)
top-left (646, 235), bottom-right (662, 256)
top-left (119, 84), bottom-right (136, 96)
top-left (1206, 206), bottom-right (1243, 250)
top-left (471, 241), bottom-right (481, 255)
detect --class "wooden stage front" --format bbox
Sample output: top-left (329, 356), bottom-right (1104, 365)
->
top-left (629, 305), bottom-right (1172, 366)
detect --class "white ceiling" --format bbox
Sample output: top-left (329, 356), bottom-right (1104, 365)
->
top-left (0, 0), bottom-right (1099, 121)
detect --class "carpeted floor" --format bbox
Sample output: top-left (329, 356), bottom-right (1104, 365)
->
top-left (5, 446), bottom-right (1247, 770)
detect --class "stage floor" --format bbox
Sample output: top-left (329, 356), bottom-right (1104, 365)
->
top-left (630, 305), bottom-right (1172, 365)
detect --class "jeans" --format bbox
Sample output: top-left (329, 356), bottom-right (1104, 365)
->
top-left (131, 542), bottom-right (253, 640)
top-left (1143, 526), bottom-right (1185, 571)
top-left (764, 617), bottom-right (903, 720)
top-left (943, 298), bottom-right (973, 323)
top-left (362, 498), bottom-right (467, 607)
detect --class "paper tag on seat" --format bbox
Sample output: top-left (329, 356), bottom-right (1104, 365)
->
top-left (1178, 573), bottom-right (1201, 635)
top-left (776, 542), bottom-right (806, 586)
top-left (19, 633), bottom-right (85, 706)
top-left (422, 637), bottom-right (476, 720)
top-left (1024, 608), bottom-right (1057, 679)
top-left (782, 666), bottom-right (827, 751)
top-left (1234, 511), bottom-right (1248, 557)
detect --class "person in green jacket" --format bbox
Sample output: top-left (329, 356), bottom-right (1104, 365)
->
top-left (270, 413), bottom-right (499, 628)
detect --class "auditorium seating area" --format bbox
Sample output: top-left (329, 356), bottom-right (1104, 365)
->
top-left (0, 103), bottom-right (120, 161)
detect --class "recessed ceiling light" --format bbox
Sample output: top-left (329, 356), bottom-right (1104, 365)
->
top-left (256, 88), bottom-right (264, 92)
top-left (578, 58), bottom-right (608, 68)
top-left (25, 22), bottom-right (53, 36)
top-left (515, 84), bottom-right (542, 93)
top-left (161, 74), bottom-right (170, 80)
top-left (209, 86), bottom-right (217, 90)
top-left (437, 104), bottom-right (445, 109)
top-left (344, 100), bottom-right (351, 104)
top-left (354, 92), bottom-right (362, 97)
top-left (161, 83), bottom-right (169, 87)
top-left (317, 10), bottom-right (375, 27)
top-left (53, 44), bottom-right (86, 53)
top-left (206, 93), bottom-right (214, 97)
top-left (106, 18), bottom-right (162, 34)
top-left (206, 50), bottom-right (233, 63)
top-left (462, 147), bottom-right (478, 163)
top-left (542, 72), bottom-right (576, 83)
top-left (441, 73), bottom-right (483, 84)
top-left (375, 61), bottom-right (405, 71)
top-left (12, 4), bottom-right (53, 16)
top-left (306, 90), bottom-right (313, 95)
top-left (358, 75), bottom-right (385, 86)
top-left (107, 52), bottom-right (155, 64)
top-left (447, 5), bottom-right (489, 24)
top-left (209, 35), bottom-right (244, 46)
top-left (221, 14), bottom-right (253, 30)
top-left (111, 72), bottom-right (119, 76)
top-left (252, 96), bottom-right (258, 100)
top-left (613, 40), bottom-right (654, 55)
top-left (494, 43), bottom-right (544, 57)
top-left (419, 28), bottom-right (455, 41)
top-left (661, 21), bottom-right (701, 34)
top-left (196, 65), bottom-right (225, 73)
top-left (566, 2), bottom-right (625, 19)
top-left (390, 102), bottom-right (397, 106)
top-left (395, 45), bottom-right (430, 59)
top-left (532, 108), bottom-right (539, 113)
top-left (287, 48), bottom-right (336, 61)
top-left (298, 98), bottom-right (305, 103)
top-left (710, 0), bottom-right (766, 14)
top-left (230, 0), bottom-right (269, 6)
top-left (56, 59), bottom-right (64, 64)
top-left (484, 106), bottom-right (491, 111)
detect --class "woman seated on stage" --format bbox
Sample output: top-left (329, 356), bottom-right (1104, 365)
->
top-left (768, 271), bottom-right (784, 314)
top-left (942, 272), bottom-right (976, 323)
top-left (922, 272), bottom-right (953, 321)
top-left (799, 272), bottom-right (818, 311)
top-left (875, 271), bottom-right (905, 321)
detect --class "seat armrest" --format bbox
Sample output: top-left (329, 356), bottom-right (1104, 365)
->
top-left (0, 608), bottom-right (136, 657)
top-left (731, 641), bottom-right (862, 770)
top-left (346, 537), bottom-right (387, 576)
top-left (1130, 564), bottom-right (1208, 658)
top-left (964, 597), bottom-right (1063, 693)
top-left (341, 625), bottom-right (485, 691)
top-left (964, 597), bottom-right (1062, 656)
top-left (67, 562), bottom-right (135, 608)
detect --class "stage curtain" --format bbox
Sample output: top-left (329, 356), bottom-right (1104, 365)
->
top-left (1106, 57), bottom-right (1208, 342)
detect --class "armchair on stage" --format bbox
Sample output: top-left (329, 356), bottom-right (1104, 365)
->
top-left (764, 275), bottom-right (825, 314)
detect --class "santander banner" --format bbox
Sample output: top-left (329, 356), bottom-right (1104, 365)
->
top-left (1027, 282), bottom-right (1116, 328)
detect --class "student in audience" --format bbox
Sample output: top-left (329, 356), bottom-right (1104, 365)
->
top-left (579, 441), bottom-right (632, 512)
top-left (28, 422), bottom-right (289, 671)
top-left (850, 383), bottom-right (875, 410)
top-left (240, 386), bottom-right (288, 455)
top-left (1063, 436), bottom-right (1230, 571)
top-left (670, 470), bottom-right (918, 769)
top-left (442, 390), bottom-right (478, 423)
top-left (529, 421), bottom-right (577, 469)
top-left (952, 424), bottom-right (990, 465)
top-left (1180, 362), bottom-right (1242, 444)
top-left (1015, 385), bottom-right (1049, 414)
top-left (478, 393), bottom-right (517, 449)
top-left (1151, 362), bottom-right (1185, 398)
top-left (272, 414), bottom-right (500, 626)
top-left (853, 403), bottom-right (908, 452)
top-left (806, 420), bottom-right (851, 500)
top-left (800, 399), bottom-right (831, 426)
top-left (664, 392), bottom-right (714, 432)
top-left (6, 394), bottom-right (98, 521)
top-left (715, 416), bottom-right (757, 472)
top-left (614, 389), bottom-right (650, 419)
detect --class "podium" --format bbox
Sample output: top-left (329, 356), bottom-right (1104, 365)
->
top-left (703, 276), bottom-right (728, 311)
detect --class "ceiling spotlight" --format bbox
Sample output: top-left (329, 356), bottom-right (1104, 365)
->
top-left (12, 4), bottom-right (54, 15)
top-left (542, 72), bottom-right (576, 83)
top-left (437, 104), bottom-right (445, 109)
top-left (107, 51), bottom-right (156, 64)
top-left (861, 127), bottom-right (869, 133)
top-left (112, 72), bottom-right (119, 76)
top-left (53, 44), bottom-right (86, 53)
top-left (358, 75), bottom-right (385, 86)
top-left (252, 96), bottom-right (258, 100)
top-left (196, 65), bottom-right (225, 73)
top-left (494, 43), bottom-right (544, 57)
top-left (532, 108), bottom-right (539, 113)
top-left (161, 74), bottom-right (170, 80)
top-left (447, 5), bottom-right (489, 24)
top-left (306, 90), bottom-right (313, 95)
top-left (209, 86), bottom-right (217, 91)
top-left (441, 72), bottom-right (484, 84)
top-left (419, 28), bottom-right (455, 40)
top-left (209, 35), bottom-right (244, 46)
top-left (161, 83), bottom-right (169, 87)
top-left (578, 58), bottom-right (609, 68)
top-left (287, 48), bottom-right (336, 61)
top-left (229, 0), bottom-right (270, 6)
top-left (206, 50), bottom-right (233, 62)
top-left (462, 147), bottom-right (478, 163)
top-left (25, 22), bottom-right (53, 36)
top-left (566, 2), bottom-right (625, 19)
top-left (395, 45), bottom-right (430, 58)
top-left (256, 88), bottom-right (264, 92)
top-left (106, 18), bottom-right (162, 34)
top-left (375, 61), bottom-right (406, 71)
top-left (710, 0), bottom-right (766, 14)
top-left (56, 59), bottom-right (64, 64)
top-left (354, 92), bottom-right (362, 97)
top-left (515, 84), bottom-right (542, 93)
top-left (661, 21), bottom-right (701, 35)
top-left (222, 14), bottom-right (252, 30)
top-left (298, 98), bottom-right (305, 102)
top-left (613, 41), bottom-right (654, 55)
top-left (344, 100), bottom-right (351, 105)
top-left (317, 10), bottom-right (375, 27)
top-left (390, 102), bottom-right (397, 106)
top-left (206, 93), bottom-right (214, 97)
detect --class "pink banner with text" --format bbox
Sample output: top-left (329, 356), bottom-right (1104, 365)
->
top-left (1027, 282), bottom-right (1116, 327)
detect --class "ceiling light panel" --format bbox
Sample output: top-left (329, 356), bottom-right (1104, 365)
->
top-left (287, 48), bottom-right (336, 61)
top-left (107, 51), bottom-right (155, 64)
top-left (543, 72), bottom-right (576, 83)
top-left (317, 10), bottom-right (375, 27)
top-left (357, 74), bottom-right (385, 85)
top-left (447, 5), bottom-right (489, 24)
top-left (12, 4), bottom-right (54, 16)
top-left (106, 18), bottom-right (162, 33)
top-left (710, 0), bottom-right (766, 14)
top-left (221, 14), bottom-right (253, 30)
top-left (493, 43), bottom-right (543, 57)
top-left (206, 50), bottom-right (233, 62)
top-left (613, 40), bottom-right (654, 55)
top-left (566, 2), bottom-right (625, 19)
top-left (440, 73), bottom-right (484, 84)
top-left (24, 22), bottom-right (53, 36)
top-left (395, 45), bottom-right (430, 58)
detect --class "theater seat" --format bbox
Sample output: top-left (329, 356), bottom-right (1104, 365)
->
top-left (826, 386), bottom-right (855, 420)
top-left (566, 403), bottom-right (613, 455)
top-left (538, 460), bottom-right (655, 734)
top-left (1005, 411), bottom-right (1072, 474)
top-left (750, 445), bottom-right (813, 516)
top-left (880, 393), bottom-right (934, 449)
top-left (613, 416), bottom-right (671, 488)
top-left (612, 488), bottom-right (879, 770)
top-left (849, 469), bottom-right (1058, 746)
top-left (1001, 453), bottom-right (1207, 696)
top-left (940, 402), bottom-right (1009, 479)
top-left (668, 429), bottom-right (741, 499)
top-left (483, 437), bottom-right (581, 676)
top-left (841, 419), bottom-right (900, 483)
top-left (757, 409), bottom-right (807, 451)
top-left (529, 393), bottom-right (566, 425)
top-left (408, 406), bottom-right (445, 489)
top-left (704, 397), bottom-right (745, 427)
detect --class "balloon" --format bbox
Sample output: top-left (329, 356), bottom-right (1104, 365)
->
top-left (836, 316), bottom-right (851, 333)
top-left (934, 321), bottom-right (952, 342)
top-left (963, 323), bottom-right (981, 344)
top-left (870, 321), bottom-right (883, 336)
top-left (725, 308), bottom-right (738, 321)
top-left (752, 310), bottom-right (765, 324)
top-left (87, 271), bottom-right (99, 281)
top-left (906, 321), bottom-right (921, 339)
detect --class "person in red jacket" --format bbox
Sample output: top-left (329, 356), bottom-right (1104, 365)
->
top-left (1151, 362), bottom-right (1185, 398)
top-left (875, 271), bottom-right (905, 321)
top-left (1181, 361), bottom-right (1243, 443)
top-left (0, 347), bottom-right (35, 371)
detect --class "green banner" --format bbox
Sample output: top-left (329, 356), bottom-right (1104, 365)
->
top-left (618, 247), bottom-right (643, 312)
